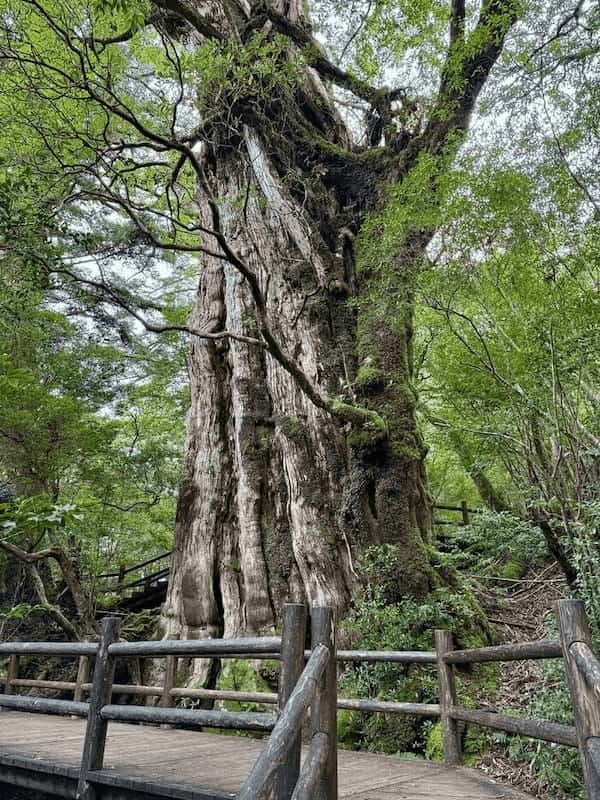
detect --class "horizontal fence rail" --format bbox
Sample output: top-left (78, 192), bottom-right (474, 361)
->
top-left (0, 695), bottom-right (89, 718)
top-left (0, 599), bottom-right (599, 800)
top-left (98, 551), bottom-right (172, 581)
top-left (101, 704), bottom-right (277, 732)
top-left (108, 636), bottom-right (283, 658)
top-left (443, 639), bottom-right (563, 664)
top-left (448, 706), bottom-right (578, 748)
top-left (0, 642), bottom-right (99, 656)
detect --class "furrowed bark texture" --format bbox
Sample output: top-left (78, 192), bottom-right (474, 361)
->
top-left (164, 132), bottom-right (358, 643)
top-left (160, 0), bottom-right (518, 649)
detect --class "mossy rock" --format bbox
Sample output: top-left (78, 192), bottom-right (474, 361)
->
top-left (355, 365), bottom-right (386, 391)
top-left (499, 557), bottom-right (527, 580)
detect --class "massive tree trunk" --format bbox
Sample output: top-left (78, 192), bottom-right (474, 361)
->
top-left (160, 0), bottom-right (518, 643)
top-left (162, 131), bottom-right (423, 641)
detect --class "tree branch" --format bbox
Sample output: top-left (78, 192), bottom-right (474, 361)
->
top-left (26, 563), bottom-right (81, 640)
top-left (450, 0), bottom-right (466, 44)
top-left (151, 0), bottom-right (225, 41)
top-left (425, 0), bottom-right (520, 153)
top-left (0, 539), bottom-right (63, 564)
top-left (51, 265), bottom-right (266, 348)
top-left (262, 6), bottom-right (387, 108)
top-left (86, 13), bottom-right (162, 49)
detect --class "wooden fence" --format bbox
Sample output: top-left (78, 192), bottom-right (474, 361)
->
top-left (433, 501), bottom-right (483, 526)
top-left (0, 599), bottom-right (599, 799)
top-left (97, 550), bottom-right (171, 607)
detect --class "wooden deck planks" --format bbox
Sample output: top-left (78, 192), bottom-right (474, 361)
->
top-left (0, 712), bottom-right (532, 799)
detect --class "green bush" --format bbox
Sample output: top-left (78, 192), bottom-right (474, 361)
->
top-left (339, 545), bottom-right (492, 754)
top-left (443, 510), bottom-right (547, 575)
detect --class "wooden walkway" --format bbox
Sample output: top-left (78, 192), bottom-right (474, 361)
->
top-left (0, 712), bottom-right (532, 799)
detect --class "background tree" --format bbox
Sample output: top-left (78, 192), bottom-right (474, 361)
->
top-left (0, 162), bottom-right (187, 637)
top-left (417, 13), bottom-right (600, 590)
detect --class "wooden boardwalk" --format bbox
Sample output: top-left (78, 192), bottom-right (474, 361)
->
top-left (0, 712), bottom-right (532, 799)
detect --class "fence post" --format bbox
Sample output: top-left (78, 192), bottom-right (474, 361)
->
top-left (557, 600), bottom-right (600, 800)
top-left (460, 500), bottom-right (470, 526)
top-left (73, 654), bottom-right (91, 720)
top-left (160, 651), bottom-right (178, 709)
top-left (0, 654), bottom-right (19, 712)
top-left (311, 606), bottom-right (337, 800)
top-left (435, 629), bottom-right (462, 766)
top-left (76, 616), bottom-right (121, 800)
top-left (159, 635), bottom-right (179, 729)
top-left (277, 603), bottom-right (307, 800)
top-left (116, 565), bottom-right (126, 595)
top-left (6, 654), bottom-right (19, 694)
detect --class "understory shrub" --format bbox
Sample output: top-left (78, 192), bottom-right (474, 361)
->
top-left (443, 511), bottom-right (547, 577)
top-left (339, 544), bottom-right (493, 754)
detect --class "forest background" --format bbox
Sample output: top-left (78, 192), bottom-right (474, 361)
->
top-left (0, 0), bottom-right (598, 797)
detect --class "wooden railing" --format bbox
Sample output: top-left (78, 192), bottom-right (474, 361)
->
top-left (0, 599), bottom-right (599, 799)
top-left (0, 604), bottom-right (337, 800)
top-left (433, 500), bottom-right (483, 526)
top-left (97, 550), bottom-right (172, 604)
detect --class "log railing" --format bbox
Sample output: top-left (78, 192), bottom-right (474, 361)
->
top-left (0, 604), bottom-right (337, 800)
top-left (0, 599), bottom-right (599, 799)
top-left (97, 550), bottom-right (172, 602)
top-left (557, 600), bottom-right (600, 799)
top-left (433, 500), bottom-right (483, 526)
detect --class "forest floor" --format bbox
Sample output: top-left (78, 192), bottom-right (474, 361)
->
top-left (470, 565), bottom-right (571, 797)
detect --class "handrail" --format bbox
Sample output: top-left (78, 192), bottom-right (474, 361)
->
top-left (0, 599), bottom-right (599, 800)
top-left (557, 600), bottom-right (600, 799)
top-left (0, 694), bottom-right (89, 717)
top-left (449, 706), bottom-right (577, 747)
top-left (97, 550), bottom-right (172, 579)
top-left (571, 642), bottom-right (600, 699)
top-left (237, 644), bottom-right (331, 800)
top-left (109, 636), bottom-right (282, 658)
top-left (291, 731), bottom-right (329, 800)
top-left (334, 649), bottom-right (436, 663)
top-left (101, 704), bottom-right (276, 732)
top-left (0, 642), bottom-right (98, 656)
top-left (443, 639), bottom-right (562, 664)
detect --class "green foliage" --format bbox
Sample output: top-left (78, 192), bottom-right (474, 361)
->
top-left (340, 545), bottom-right (490, 753)
top-left (425, 721), bottom-right (444, 761)
top-left (494, 654), bottom-right (584, 800)
top-left (184, 32), bottom-right (301, 117)
top-left (571, 502), bottom-right (600, 636)
top-left (0, 497), bottom-right (84, 539)
top-left (314, 0), bottom-right (455, 83)
top-left (0, 160), bottom-right (186, 618)
top-left (0, 602), bottom-right (45, 620)
top-left (443, 511), bottom-right (547, 576)
top-left (418, 153), bottom-right (599, 587)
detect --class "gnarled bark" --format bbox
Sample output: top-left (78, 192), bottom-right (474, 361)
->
top-left (160, 0), bottom-right (519, 647)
